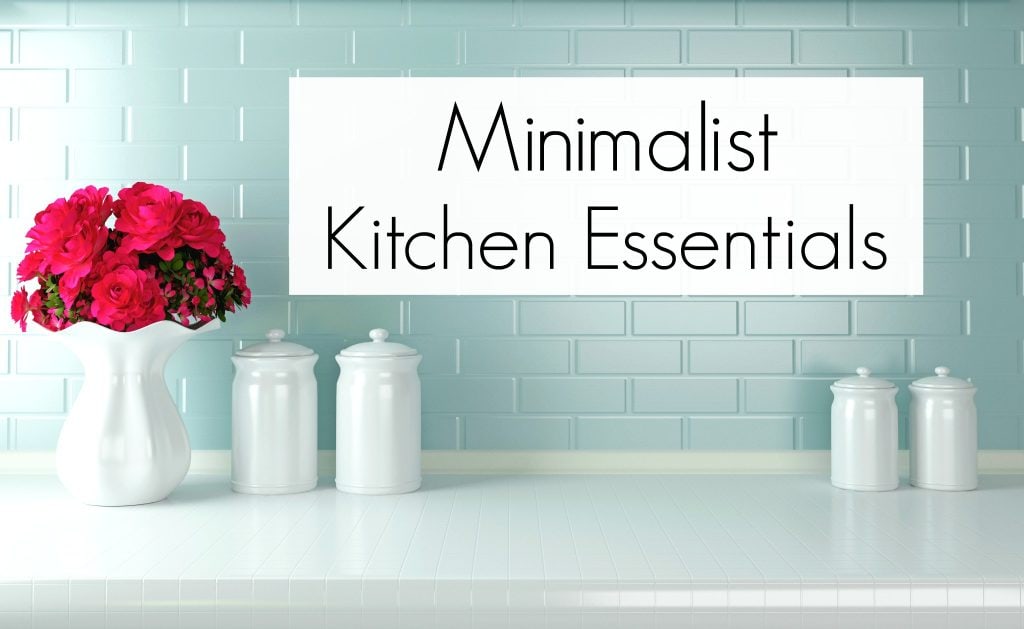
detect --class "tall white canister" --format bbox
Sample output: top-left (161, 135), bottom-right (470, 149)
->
top-left (336, 329), bottom-right (422, 495)
top-left (910, 367), bottom-right (977, 491)
top-left (830, 367), bottom-right (899, 491)
top-left (231, 329), bottom-right (319, 494)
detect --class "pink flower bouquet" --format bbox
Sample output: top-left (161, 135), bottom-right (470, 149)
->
top-left (10, 182), bottom-right (251, 332)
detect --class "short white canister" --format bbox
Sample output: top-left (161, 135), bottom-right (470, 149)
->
top-left (231, 329), bottom-right (319, 494)
top-left (910, 367), bottom-right (977, 491)
top-left (336, 329), bottom-right (422, 495)
top-left (830, 367), bottom-right (899, 491)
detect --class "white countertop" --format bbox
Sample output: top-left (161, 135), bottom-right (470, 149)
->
top-left (1, 473), bottom-right (1023, 628)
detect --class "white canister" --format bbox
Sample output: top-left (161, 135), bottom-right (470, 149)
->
top-left (910, 367), bottom-right (977, 491)
top-left (231, 329), bottom-right (319, 494)
top-left (336, 328), bottom-right (422, 495)
top-left (830, 367), bottom-right (899, 491)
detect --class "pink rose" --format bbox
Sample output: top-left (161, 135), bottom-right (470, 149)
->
top-left (114, 182), bottom-right (184, 261)
top-left (24, 186), bottom-right (112, 304)
top-left (16, 251), bottom-right (44, 283)
top-left (88, 251), bottom-right (167, 331)
top-left (13, 182), bottom-right (248, 333)
top-left (176, 200), bottom-right (225, 257)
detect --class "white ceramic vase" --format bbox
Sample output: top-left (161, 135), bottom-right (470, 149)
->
top-left (52, 319), bottom-right (219, 506)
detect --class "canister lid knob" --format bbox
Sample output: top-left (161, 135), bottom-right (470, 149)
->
top-left (235, 329), bottom-right (315, 358)
top-left (832, 366), bottom-right (895, 390)
top-left (911, 365), bottom-right (974, 390)
top-left (339, 328), bottom-right (418, 358)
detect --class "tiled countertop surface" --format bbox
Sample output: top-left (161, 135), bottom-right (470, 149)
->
top-left (2, 473), bottom-right (1024, 628)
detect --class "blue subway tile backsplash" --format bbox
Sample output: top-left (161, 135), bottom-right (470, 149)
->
top-left (20, 106), bottom-right (123, 142)
top-left (19, 29), bottom-right (123, 66)
top-left (577, 339), bottom-right (682, 374)
top-left (854, 0), bottom-right (960, 27)
top-left (465, 29), bottom-right (570, 64)
top-left (797, 30), bottom-right (905, 64)
top-left (0, 0), bottom-right (1021, 452)
top-left (742, 0), bottom-right (847, 26)
top-left (520, 378), bottom-right (627, 413)
top-left (74, 1), bottom-right (180, 27)
top-left (577, 30), bottom-right (682, 64)
top-left (0, 2), bottom-right (67, 27)
top-left (576, 416), bottom-right (682, 449)
top-left (0, 379), bottom-right (65, 414)
top-left (688, 30), bottom-right (792, 64)
top-left (688, 340), bottom-right (794, 375)
top-left (133, 29), bottom-right (240, 68)
top-left (10, 416), bottom-right (64, 450)
top-left (298, 0), bottom-right (404, 27)
top-left (632, 301), bottom-right (738, 335)
top-left (744, 301), bottom-right (850, 335)
top-left (460, 339), bottom-right (571, 375)
top-left (801, 340), bottom-right (907, 375)
top-left (71, 68), bottom-right (179, 105)
top-left (519, 301), bottom-right (626, 335)
top-left (632, 0), bottom-right (736, 26)
top-left (464, 415), bottom-right (570, 449)
top-left (688, 416), bottom-right (795, 450)
top-left (187, 0), bottom-right (293, 27)
top-left (633, 378), bottom-right (739, 413)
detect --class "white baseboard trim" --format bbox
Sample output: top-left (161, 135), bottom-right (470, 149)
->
top-left (2, 450), bottom-right (1024, 475)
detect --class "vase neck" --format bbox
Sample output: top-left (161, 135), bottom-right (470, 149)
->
top-left (54, 322), bottom-right (207, 375)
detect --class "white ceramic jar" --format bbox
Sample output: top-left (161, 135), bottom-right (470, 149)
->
top-left (231, 329), bottom-right (319, 495)
top-left (830, 367), bottom-right (899, 491)
top-left (910, 367), bottom-right (977, 491)
top-left (336, 329), bottom-right (422, 495)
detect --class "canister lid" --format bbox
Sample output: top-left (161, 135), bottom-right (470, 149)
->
top-left (235, 329), bottom-right (314, 358)
top-left (911, 366), bottom-right (974, 389)
top-left (339, 328), bottom-right (418, 357)
top-left (832, 367), bottom-right (897, 390)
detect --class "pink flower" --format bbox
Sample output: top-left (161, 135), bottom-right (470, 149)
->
top-left (16, 251), bottom-right (45, 283)
top-left (217, 247), bottom-right (234, 268)
top-left (176, 200), bottom-right (225, 258)
top-left (88, 251), bottom-right (167, 331)
top-left (11, 182), bottom-right (249, 334)
top-left (114, 182), bottom-right (184, 261)
top-left (10, 288), bottom-right (29, 332)
top-left (24, 187), bottom-right (113, 304)
top-left (233, 265), bottom-right (252, 306)
top-left (41, 307), bottom-right (71, 331)
top-left (28, 292), bottom-right (45, 326)
top-left (10, 288), bottom-right (46, 332)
